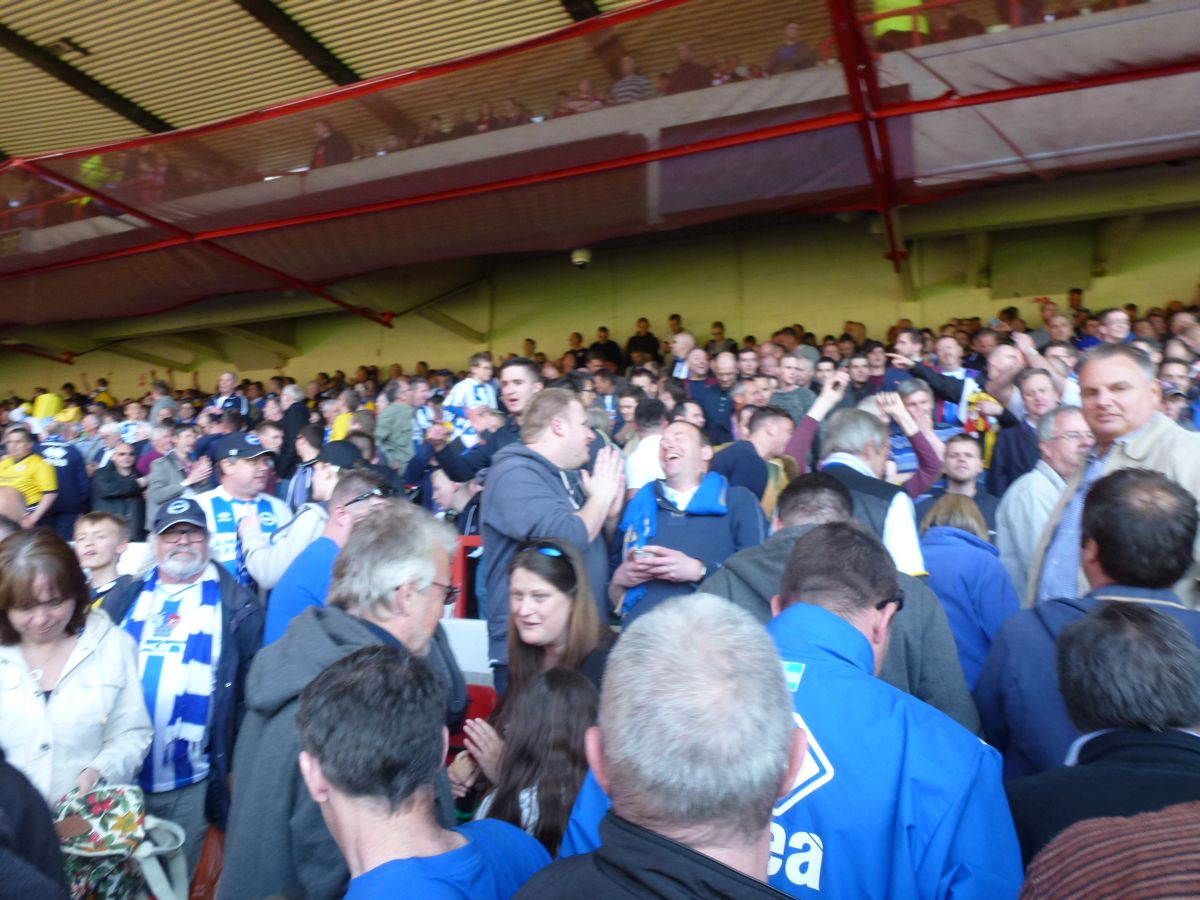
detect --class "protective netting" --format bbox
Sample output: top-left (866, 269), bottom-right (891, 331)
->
top-left (1, 0), bottom-right (1197, 325)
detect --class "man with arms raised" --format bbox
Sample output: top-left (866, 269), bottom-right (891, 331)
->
top-left (481, 388), bottom-right (624, 693)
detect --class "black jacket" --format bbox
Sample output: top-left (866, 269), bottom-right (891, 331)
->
top-left (436, 417), bottom-right (523, 483)
top-left (91, 464), bottom-right (146, 540)
top-left (276, 402), bottom-right (311, 479)
top-left (517, 812), bottom-right (790, 898)
top-left (0, 748), bottom-right (68, 898)
top-left (101, 564), bottom-right (263, 829)
top-left (1006, 729), bottom-right (1200, 866)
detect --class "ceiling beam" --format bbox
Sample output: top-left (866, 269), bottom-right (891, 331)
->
top-left (232, 0), bottom-right (418, 138)
top-left (102, 342), bottom-right (196, 372)
top-left (416, 308), bottom-right (485, 343)
top-left (0, 21), bottom-right (173, 134)
top-left (158, 332), bottom-right (226, 361)
top-left (213, 325), bottom-right (298, 358)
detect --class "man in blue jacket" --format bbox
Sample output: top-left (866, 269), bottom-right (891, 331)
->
top-left (560, 522), bottom-right (1022, 898)
top-left (975, 468), bottom-right (1200, 780)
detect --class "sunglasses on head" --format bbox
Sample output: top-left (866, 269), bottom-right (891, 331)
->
top-left (519, 542), bottom-right (565, 558)
top-left (345, 485), bottom-right (395, 507)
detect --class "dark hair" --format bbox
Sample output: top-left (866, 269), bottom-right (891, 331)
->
top-left (634, 398), bottom-right (667, 431)
top-left (661, 379), bottom-right (686, 406)
top-left (747, 405), bottom-right (791, 434)
top-left (894, 328), bottom-right (923, 345)
top-left (628, 367), bottom-right (654, 383)
top-left (0, 530), bottom-right (91, 645)
top-left (616, 386), bottom-right (646, 403)
top-left (298, 423), bottom-right (324, 450)
top-left (171, 421), bottom-right (196, 438)
top-left (499, 356), bottom-right (543, 385)
top-left (296, 646), bottom-right (446, 813)
top-left (1082, 469), bottom-right (1198, 587)
top-left (780, 522), bottom-right (899, 616)
top-left (221, 410), bottom-right (245, 431)
top-left (505, 540), bottom-right (602, 706)
top-left (1058, 602), bottom-right (1200, 733)
top-left (344, 431), bottom-right (375, 461)
top-left (776, 473), bottom-right (852, 526)
top-left (485, 668), bottom-right (598, 854)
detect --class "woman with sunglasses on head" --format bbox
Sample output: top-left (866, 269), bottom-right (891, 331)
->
top-left (0, 530), bottom-right (151, 804)
top-left (451, 539), bottom-right (611, 796)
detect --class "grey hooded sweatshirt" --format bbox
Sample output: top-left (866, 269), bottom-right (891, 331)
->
top-left (218, 606), bottom-right (460, 900)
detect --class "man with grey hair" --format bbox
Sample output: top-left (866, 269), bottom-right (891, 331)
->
top-left (220, 502), bottom-right (465, 900)
top-left (276, 382), bottom-right (310, 480)
top-left (996, 406), bottom-right (1093, 598)
top-left (520, 593), bottom-right (804, 897)
top-left (206, 370), bottom-right (249, 418)
top-left (819, 408), bottom-right (925, 575)
top-left (1030, 343), bottom-right (1200, 605)
top-left (102, 498), bottom-right (263, 875)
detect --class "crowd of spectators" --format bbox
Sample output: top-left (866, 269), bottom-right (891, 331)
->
top-left (3, 284), bottom-right (1200, 897)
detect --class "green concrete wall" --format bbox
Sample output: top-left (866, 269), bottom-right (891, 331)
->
top-left (5, 209), bottom-right (1199, 400)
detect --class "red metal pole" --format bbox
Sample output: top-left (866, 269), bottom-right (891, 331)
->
top-left (12, 159), bottom-right (393, 328)
top-left (0, 112), bottom-right (862, 283)
top-left (826, 0), bottom-right (907, 271)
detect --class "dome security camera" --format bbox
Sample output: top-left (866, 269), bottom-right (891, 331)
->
top-left (570, 248), bottom-right (592, 269)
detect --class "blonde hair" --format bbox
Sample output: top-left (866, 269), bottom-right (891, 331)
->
top-left (919, 493), bottom-right (988, 540)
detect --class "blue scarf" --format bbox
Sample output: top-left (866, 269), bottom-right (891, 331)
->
top-left (616, 472), bottom-right (729, 616)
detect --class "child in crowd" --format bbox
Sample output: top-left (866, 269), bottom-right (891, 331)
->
top-left (73, 511), bottom-right (135, 605)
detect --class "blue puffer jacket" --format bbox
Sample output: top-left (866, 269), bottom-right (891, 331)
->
top-left (920, 526), bottom-right (1020, 690)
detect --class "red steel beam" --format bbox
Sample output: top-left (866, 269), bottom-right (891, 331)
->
top-left (6, 56), bottom-right (1199, 288)
top-left (0, 111), bottom-right (861, 283)
top-left (826, 0), bottom-right (907, 271)
top-left (12, 158), bottom-right (393, 328)
top-left (0, 343), bottom-right (74, 365)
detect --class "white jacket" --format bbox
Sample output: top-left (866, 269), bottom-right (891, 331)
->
top-left (0, 609), bottom-right (151, 804)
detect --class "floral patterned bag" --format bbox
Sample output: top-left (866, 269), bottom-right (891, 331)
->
top-left (53, 785), bottom-right (188, 900)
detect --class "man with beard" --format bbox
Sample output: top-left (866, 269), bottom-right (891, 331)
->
top-left (102, 498), bottom-right (263, 875)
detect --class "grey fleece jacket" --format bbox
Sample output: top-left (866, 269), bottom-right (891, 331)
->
top-left (481, 443), bottom-right (611, 664)
top-left (218, 606), bottom-right (459, 900)
top-left (702, 523), bottom-right (981, 734)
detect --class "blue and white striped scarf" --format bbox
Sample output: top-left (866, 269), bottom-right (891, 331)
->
top-left (122, 566), bottom-right (222, 793)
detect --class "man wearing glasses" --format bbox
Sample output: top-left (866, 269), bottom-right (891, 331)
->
top-left (765, 522), bottom-right (1020, 896)
top-left (101, 498), bottom-right (264, 876)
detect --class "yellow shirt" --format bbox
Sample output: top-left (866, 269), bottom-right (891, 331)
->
top-left (330, 411), bottom-right (354, 441)
top-left (31, 393), bottom-right (63, 419)
top-left (0, 453), bottom-right (57, 505)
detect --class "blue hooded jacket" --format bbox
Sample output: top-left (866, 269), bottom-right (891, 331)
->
top-left (560, 604), bottom-right (1022, 899)
top-left (920, 526), bottom-right (1020, 690)
top-left (974, 584), bottom-right (1200, 780)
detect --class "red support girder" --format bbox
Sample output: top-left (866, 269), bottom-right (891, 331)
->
top-left (12, 159), bottom-right (393, 329)
top-left (826, 0), bottom-right (906, 271)
top-left (0, 112), bottom-right (861, 284)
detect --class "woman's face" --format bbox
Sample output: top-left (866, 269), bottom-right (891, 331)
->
top-left (8, 574), bottom-right (76, 646)
top-left (509, 566), bottom-right (572, 653)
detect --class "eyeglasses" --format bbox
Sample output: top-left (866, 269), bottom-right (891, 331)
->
top-left (160, 526), bottom-right (207, 544)
top-left (1052, 431), bottom-right (1094, 442)
top-left (431, 580), bottom-right (461, 606)
top-left (344, 486), bottom-right (394, 507)
top-left (875, 591), bottom-right (905, 613)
